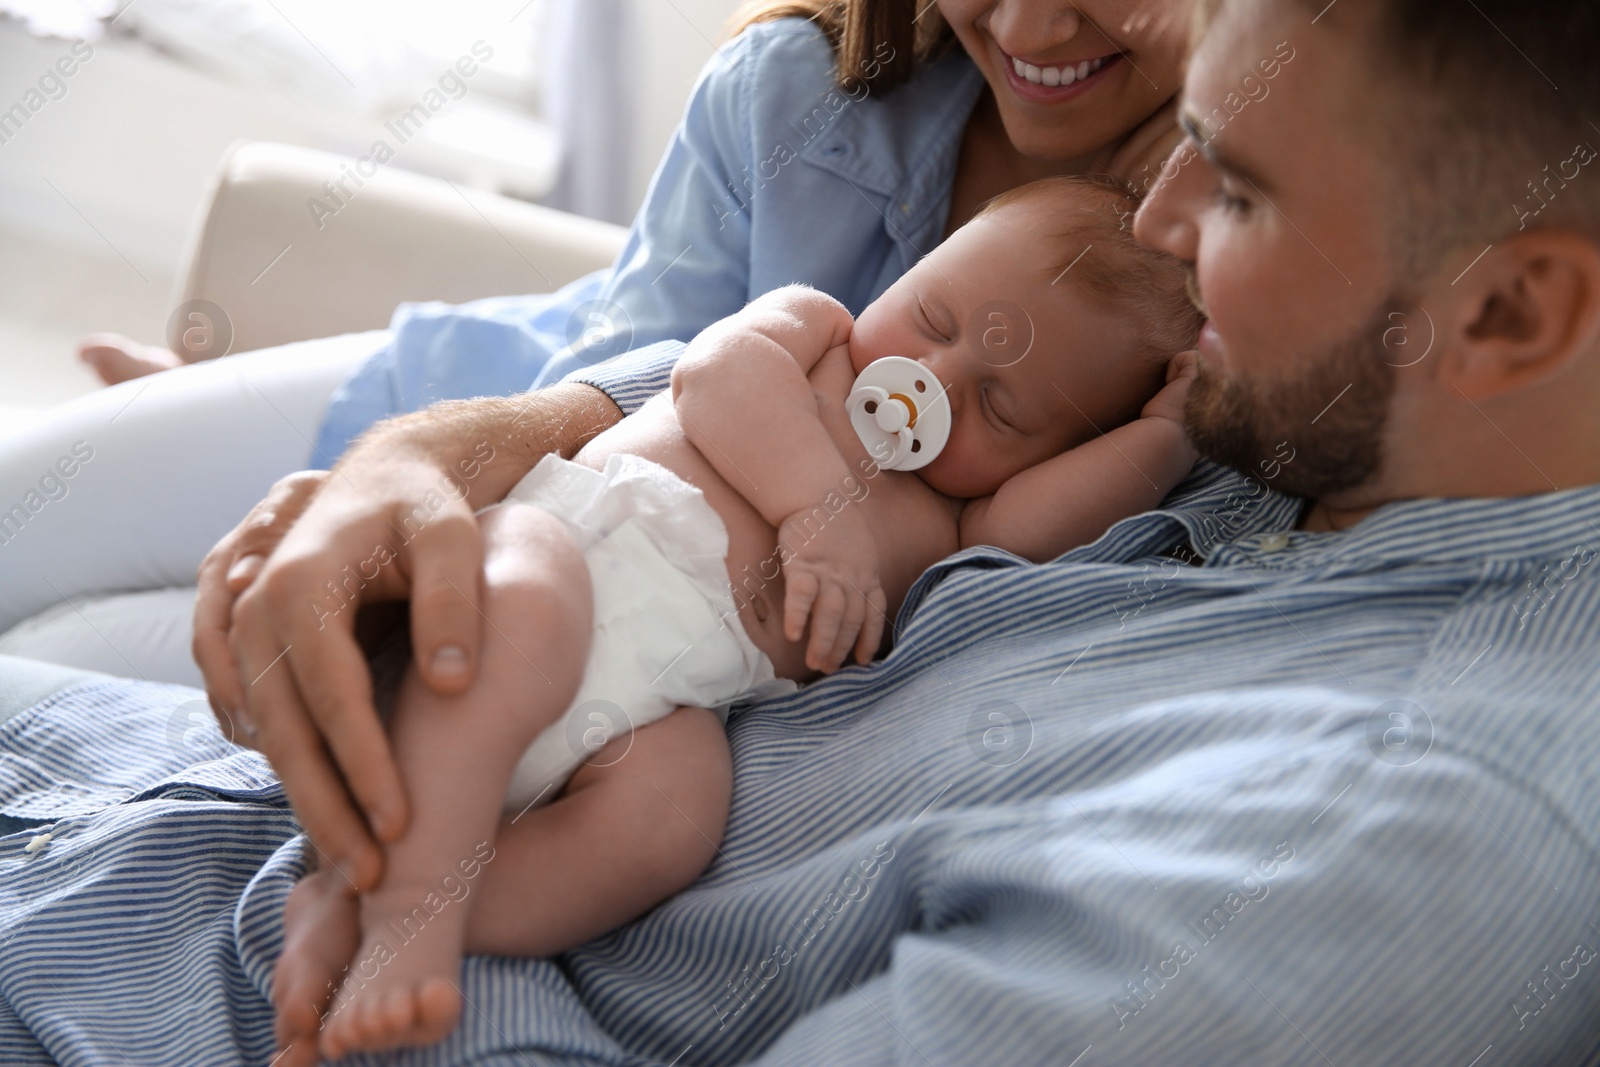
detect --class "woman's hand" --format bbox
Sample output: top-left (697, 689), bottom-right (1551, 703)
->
top-left (777, 504), bottom-right (887, 674)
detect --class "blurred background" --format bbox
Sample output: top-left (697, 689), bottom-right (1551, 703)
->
top-left (0, 0), bottom-right (741, 416)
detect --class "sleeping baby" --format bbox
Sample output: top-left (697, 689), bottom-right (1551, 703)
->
top-left (271, 174), bottom-right (1203, 1062)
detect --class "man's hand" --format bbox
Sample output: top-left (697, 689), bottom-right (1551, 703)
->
top-left (777, 504), bottom-right (887, 674)
top-left (229, 458), bottom-right (488, 887)
top-left (1141, 349), bottom-right (1199, 426)
top-left (198, 384), bottom-right (622, 890)
top-left (194, 468), bottom-right (330, 748)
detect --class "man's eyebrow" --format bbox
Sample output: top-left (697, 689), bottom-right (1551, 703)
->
top-left (1178, 107), bottom-right (1273, 193)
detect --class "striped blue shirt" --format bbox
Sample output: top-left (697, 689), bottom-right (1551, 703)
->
top-left (4, 362), bottom-right (1600, 1063)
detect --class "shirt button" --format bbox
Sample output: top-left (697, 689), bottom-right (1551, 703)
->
top-left (900, 202), bottom-right (911, 214)
top-left (1258, 532), bottom-right (1290, 553)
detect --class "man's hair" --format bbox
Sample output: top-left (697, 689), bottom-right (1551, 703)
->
top-left (976, 175), bottom-right (1203, 363)
top-left (1350, 0), bottom-right (1600, 272)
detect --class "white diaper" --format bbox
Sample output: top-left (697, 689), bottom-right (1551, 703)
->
top-left (494, 452), bottom-right (798, 813)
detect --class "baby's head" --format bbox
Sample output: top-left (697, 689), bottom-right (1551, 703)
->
top-left (849, 175), bottom-right (1201, 498)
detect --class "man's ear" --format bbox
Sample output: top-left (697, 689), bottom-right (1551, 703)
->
top-left (1437, 228), bottom-right (1600, 401)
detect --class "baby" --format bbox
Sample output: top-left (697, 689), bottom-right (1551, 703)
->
top-left (271, 175), bottom-right (1202, 1062)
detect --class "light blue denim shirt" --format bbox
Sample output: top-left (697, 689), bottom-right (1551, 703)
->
top-left (311, 18), bottom-right (985, 463)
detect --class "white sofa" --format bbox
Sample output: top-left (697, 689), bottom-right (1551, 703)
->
top-left (0, 142), bottom-right (630, 686)
top-left (175, 140), bottom-right (629, 355)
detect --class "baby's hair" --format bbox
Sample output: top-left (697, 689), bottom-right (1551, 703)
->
top-left (974, 174), bottom-right (1202, 363)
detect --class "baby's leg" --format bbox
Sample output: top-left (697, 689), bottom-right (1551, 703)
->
top-left (273, 706), bottom-right (732, 1066)
top-left (316, 503), bottom-right (593, 1060)
top-left (462, 704), bottom-right (733, 958)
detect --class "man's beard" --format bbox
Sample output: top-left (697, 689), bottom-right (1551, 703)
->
top-left (1184, 300), bottom-right (1401, 500)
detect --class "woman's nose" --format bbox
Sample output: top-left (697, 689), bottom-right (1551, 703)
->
top-left (984, 0), bottom-right (1084, 60)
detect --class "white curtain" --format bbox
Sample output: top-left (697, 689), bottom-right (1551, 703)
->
top-left (540, 0), bottom-right (635, 225)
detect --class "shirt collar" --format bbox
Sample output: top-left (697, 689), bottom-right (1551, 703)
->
top-left (799, 47), bottom-right (986, 256)
top-left (1166, 463), bottom-right (1600, 569)
top-left (1231, 482), bottom-right (1600, 567)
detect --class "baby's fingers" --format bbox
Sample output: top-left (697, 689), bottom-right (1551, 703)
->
top-left (825, 588), bottom-right (868, 673)
top-left (1168, 350), bottom-right (1198, 382)
top-left (784, 570), bottom-right (820, 643)
top-left (806, 583), bottom-right (848, 672)
top-left (854, 585), bottom-right (889, 665)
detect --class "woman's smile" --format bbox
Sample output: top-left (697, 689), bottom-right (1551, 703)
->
top-left (1001, 48), bottom-right (1119, 100)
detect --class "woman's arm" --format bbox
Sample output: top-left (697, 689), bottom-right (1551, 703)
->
top-left (960, 353), bottom-right (1198, 562)
top-left (197, 382), bottom-right (621, 890)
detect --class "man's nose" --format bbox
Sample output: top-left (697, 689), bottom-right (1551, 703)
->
top-left (1134, 141), bottom-right (1204, 262)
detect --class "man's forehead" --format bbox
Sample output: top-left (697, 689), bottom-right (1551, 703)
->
top-left (1182, 0), bottom-right (1378, 182)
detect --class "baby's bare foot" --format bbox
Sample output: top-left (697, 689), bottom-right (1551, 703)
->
top-left (77, 332), bottom-right (184, 385)
top-left (272, 866), bottom-right (361, 1067)
top-left (318, 882), bottom-right (466, 1059)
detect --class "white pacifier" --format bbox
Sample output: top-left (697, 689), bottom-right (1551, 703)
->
top-left (846, 356), bottom-right (951, 471)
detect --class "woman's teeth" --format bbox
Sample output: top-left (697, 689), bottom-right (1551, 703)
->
top-left (1011, 55), bottom-right (1107, 87)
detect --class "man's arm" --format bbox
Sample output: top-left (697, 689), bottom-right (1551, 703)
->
top-left (197, 381), bottom-right (621, 889)
top-left (961, 353), bottom-right (1198, 562)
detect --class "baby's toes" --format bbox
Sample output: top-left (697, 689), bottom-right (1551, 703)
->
top-left (319, 1000), bottom-right (366, 1060)
top-left (270, 986), bottom-right (322, 1059)
top-left (375, 985), bottom-right (422, 1042)
top-left (413, 978), bottom-right (463, 1045)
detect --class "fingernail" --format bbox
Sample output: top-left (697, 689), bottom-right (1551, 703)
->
top-left (430, 644), bottom-right (467, 676)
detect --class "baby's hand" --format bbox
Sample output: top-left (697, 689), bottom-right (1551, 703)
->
top-left (1141, 350), bottom-right (1199, 425)
top-left (777, 504), bottom-right (887, 674)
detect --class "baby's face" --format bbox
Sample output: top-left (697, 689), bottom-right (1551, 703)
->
top-left (849, 205), bottom-right (1166, 499)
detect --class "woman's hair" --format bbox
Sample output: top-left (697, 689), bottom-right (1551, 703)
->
top-left (726, 0), bottom-right (958, 92)
top-left (977, 175), bottom-right (1204, 363)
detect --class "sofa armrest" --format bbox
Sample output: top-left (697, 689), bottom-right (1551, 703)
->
top-left (174, 141), bottom-right (629, 356)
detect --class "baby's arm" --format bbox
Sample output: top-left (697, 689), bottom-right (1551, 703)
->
top-left (671, 285), bottom-right (885, 672)
top-left (960, 352), bottom-right (1200, 563)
